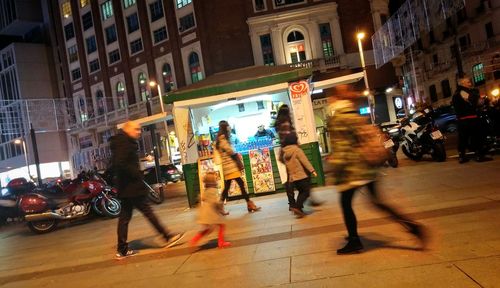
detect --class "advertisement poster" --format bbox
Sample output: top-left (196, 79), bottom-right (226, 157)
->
top-left (197, 157), bottom-right (224, 201)
top-left (228, 154), bottom-right (247, 197)
top-left (249, 148), bottom-right (275, 193)
top-left (289, 80), bottom-right (316, 144)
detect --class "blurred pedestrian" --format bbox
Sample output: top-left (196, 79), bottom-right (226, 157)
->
top-left (452, 77), bottom-right (492, 163)
top-left (110, 121), bottom-right (184, 260)
top-left (189, 171), bottom-right (231, 248)
top-left (280, 133), bottom-right (317, 218)
top-left (326, 95), bottom-right (426, 255)
top-left (275, 104), bottom-right (323, 210)
top-left (216, 120), bottom-right (261, 213)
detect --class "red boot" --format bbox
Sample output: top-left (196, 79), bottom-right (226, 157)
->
top-left (189, 228), bottom-right (210, 247)
top-left (218, 224), bottom-right (231, 249)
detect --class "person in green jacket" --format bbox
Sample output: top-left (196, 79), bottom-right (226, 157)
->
top-left (326, 96), bottom-right (426, 255)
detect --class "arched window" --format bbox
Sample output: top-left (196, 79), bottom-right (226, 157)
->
top-left (138, 72), bottom-right (148, 101)
top-left (116, 82), bottom-right (126, 109)
top-left (96, 90), bottom-right (105, 115)
top-left (162, 63), bottom-right (173, 92)
top-left (287, 30), bottom-right (306, 63)
top-left (78, 97), bottom-right (88, 122)
top-left (188, 52), bottom-right (203, 83)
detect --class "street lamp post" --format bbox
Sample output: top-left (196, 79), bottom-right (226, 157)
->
top-left (357, 32), bottom-right (375, 124)
top-left (149, 81), bottom-right (173, 164)
top-left (14, 138), bottom-right (31, 180)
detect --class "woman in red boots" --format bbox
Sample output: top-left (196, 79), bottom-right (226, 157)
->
top-left (190, 171), bottom-right (231, 248)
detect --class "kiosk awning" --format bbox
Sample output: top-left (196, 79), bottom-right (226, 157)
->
top-left (312, 71), bottom-right (365, 90)
top-left (164, 66), bottom-right (313, 105)
top-left (116, 112), bottom-right (171, 129)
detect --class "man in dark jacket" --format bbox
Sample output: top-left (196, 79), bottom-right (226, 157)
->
top-left (452, 77), bottom-right (491, 163)
top-left (111, 121), bottom-right (184, 259)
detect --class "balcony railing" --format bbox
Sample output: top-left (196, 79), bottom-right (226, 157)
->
top-left (69, 96), bottom-right (164, 132)
top-left (287, 55), bottom-right (343, 71)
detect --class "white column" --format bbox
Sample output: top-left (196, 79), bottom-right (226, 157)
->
top-left (271, 26), bottom-right (286, 65)
top-left (306, 20), bottom-right (322, 59)
top-left (330, 15), bottom-right (345, 56)
top-left (250, 32), bottom-right (263, 66)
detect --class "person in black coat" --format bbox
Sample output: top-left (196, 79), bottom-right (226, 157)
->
top-left (110, 121), bottom-right (184, 259)
top-left (451, 77), bottom-right (492, 163)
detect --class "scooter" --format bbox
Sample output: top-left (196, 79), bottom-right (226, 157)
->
top-left (19, 173), bottom-right (121, 234)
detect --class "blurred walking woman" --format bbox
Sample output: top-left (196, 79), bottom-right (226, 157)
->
top-left (216, 121), bottom-right (261, 213)
top-left (327, 96), bottom-right (426, 255)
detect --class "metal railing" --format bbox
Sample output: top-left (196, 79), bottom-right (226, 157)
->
top-left (286, 55), bottom-right (343, 71)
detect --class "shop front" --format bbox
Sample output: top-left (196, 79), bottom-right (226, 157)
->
top-left (166, 66), bottom-right (328, 207)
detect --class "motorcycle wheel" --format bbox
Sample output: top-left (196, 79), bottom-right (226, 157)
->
top-left (147, 186), bottom-right (165, 204)
top-left (432, 142), bottom-right (447, 162)
top-left (27, 219), bottom-right (58, 234)
top-left (402, 145), bottom-right (422, 161)
top-left (91, 197), bottom-right (104, 216)
top-left (100, 198), bottom-right (121, 218)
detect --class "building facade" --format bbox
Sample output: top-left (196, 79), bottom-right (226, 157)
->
top-left (0, 0), bottom-right (71, 186)
top-left (49, 0), bottom-right (397, 172)
top-left (398, 0), bottom-right (500, 108)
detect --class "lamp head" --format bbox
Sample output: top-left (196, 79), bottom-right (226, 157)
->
top-left (14, 139), bottom-right (22, 145)
top-left (149, 81), bottom-right (157, 87)
top-left (357, 32), bottom-right (366, 40)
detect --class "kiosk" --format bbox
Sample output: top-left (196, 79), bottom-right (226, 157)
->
top-left (165, 66), bottom-right (363, 207)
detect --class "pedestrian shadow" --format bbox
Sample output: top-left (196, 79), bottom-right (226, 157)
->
top-left (192, 239), bottom-right (219, 251)
top-left (128, 235), bottom-right (184, 250)
top-left (341, 232), bottom-right (423, 252)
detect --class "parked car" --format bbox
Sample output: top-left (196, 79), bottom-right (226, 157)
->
top-left (433, 105), bottom-right (457, 133)
top-left (143, 164), bottom-right (183, 184)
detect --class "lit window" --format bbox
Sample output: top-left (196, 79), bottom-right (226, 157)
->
top-left (188, 52), bottom-right (203, 83)
top-left (138, 73), bottom-right (148, 101)
top-left (259, 34), bottom-right (274, 66)
top-left (123, 0), bottom-right (136, 9)
top-left (101, 1), bottom-right (113, 20)
top-left (162, 63), bottom-right (174, 92)
top-left (176, 0), bottom-right (192, 9)
top-left (68, 45), bottom-right (78, 63)
top-left (62, 1), bottom-right (72, 18)
top-left (80, 0), bottom-right (90, 8)
top-left (472, 63), bottom-right (485, 86)
top-left (96, 90), bottom-right (106, 115)
top-left (319, 23), bottom-right (335, 58)
top-left (287, 31), bottom-right (306, 63)
top-left (116, 82), bottom-right (126, 108)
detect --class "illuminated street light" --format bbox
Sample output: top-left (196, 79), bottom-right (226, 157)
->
top-left (14, 138), bottom-right (31, 180)
top-left (150, 80), bottom-right (172, 164)
top-left (357, 32), bottom-right (374, 124)
top-left (491, 88), bottom-right (500, 97)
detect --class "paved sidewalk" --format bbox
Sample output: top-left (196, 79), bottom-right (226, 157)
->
top-left (0, 157), bottom-right (499, 287)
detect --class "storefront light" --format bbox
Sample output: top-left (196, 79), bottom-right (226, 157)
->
top-left (312, 89), bottom-right (323, 94)
top-left (491, 88), bottom-right (500, 97)
top-left (363, 90), bottom-right (369, 96)
top-left (386, 87), bottom-right (393, 93)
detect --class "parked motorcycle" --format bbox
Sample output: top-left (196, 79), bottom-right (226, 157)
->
top-left (19, 172), bottom-right (121, 234)
top-left (0, 178), bottom-right (36, 225)
top-left (379, 123), bottom-right (402, 168)
top-left (400, 108), bottom-right (447, 162)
